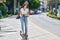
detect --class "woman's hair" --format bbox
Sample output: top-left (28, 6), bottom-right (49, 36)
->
top-left (22, 4), bottom-right (29, 8)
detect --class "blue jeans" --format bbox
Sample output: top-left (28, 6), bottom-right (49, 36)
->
top-left (20, 16), bottom-right (28, 33)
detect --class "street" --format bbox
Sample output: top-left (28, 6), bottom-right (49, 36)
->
top-left (0, 0), bottom-right (60, 40)
top-left (0, 12), bottom-right (60, 40)
top-left (29, 12), bottom-right (60, 37)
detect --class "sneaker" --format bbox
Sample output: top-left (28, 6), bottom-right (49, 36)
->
top-left (24, 33), bottom-right (28, 37)
top-left (20, 31), bottom-right (24, 37)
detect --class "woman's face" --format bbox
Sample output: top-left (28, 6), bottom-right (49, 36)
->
top-left (24, 5), bottom-right (27, 9)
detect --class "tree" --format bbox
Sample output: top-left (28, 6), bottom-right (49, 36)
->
top-left (47, 0), bottom-right (58, 16)
top-left (5, 0), bottom-right (14, 13)
top-left (58, 0), bottom-right (60, 6)
top-left (20, 0), bottom-right (41, 9)
top-left (47, 0), bottom-right (55, 9)
top-left (58, 0), bottom-right (60, 3)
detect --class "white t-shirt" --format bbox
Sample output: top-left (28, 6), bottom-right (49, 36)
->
top-left (20, 8), bottom-right (29, 14)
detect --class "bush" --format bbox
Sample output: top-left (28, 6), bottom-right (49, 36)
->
top-left (47, 13), bottom-right (60, 20)
top-left (0, 6), bottom-right (7, 16)
top-left (47, 9), bottom-right (60, 20)
top-left (0, 6), bottom-right (13, 19)
top-left (57, 17), bottom-right (60, 20)
top-left (48, 10), bottom-right (56, 15)
top-left (6, 12), bottom-right (13, 17)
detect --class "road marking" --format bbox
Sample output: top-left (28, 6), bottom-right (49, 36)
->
top-left (29, 20), bottom-right (60, 38)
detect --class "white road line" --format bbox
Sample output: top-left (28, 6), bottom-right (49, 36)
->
top-left (29, 20), bottom-right (60, 38)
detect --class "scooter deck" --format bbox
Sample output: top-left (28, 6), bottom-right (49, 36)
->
top-left (20, 31), bottom-right (29, 40)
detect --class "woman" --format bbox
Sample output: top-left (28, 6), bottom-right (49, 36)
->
top-left (20, 4), bottom-right (29, 36)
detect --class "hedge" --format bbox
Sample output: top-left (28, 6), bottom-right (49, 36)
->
top-left (47, 13), bottom-right (60, 20)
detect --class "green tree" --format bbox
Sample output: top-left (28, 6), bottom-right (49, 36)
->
top-left (58, 0), bottom-right (60, 3)
top-left (20, 0), bottom-right (41, 9)
top-left (58, 0), bottom-right (60, 6)
top-left (5, 0), bottom-right (14, 13)
top-left (0, 6), bottom-right (7, 16)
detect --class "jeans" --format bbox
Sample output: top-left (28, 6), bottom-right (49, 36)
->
top-left (20, 16), bottom-right (28, 33)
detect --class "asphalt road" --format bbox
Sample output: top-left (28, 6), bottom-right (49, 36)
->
top-left (29, 12), bottom-right (60, 37)
top-left (0, 15), bottom-right (60, 40)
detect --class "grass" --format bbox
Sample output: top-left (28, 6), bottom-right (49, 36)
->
top-left (47, 14), bottom-right (60, 20)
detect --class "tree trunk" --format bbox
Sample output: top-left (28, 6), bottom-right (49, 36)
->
top-left (55, 0), bottom-right (58, 16)
top-left (14, 0), bottom-right (16, 14)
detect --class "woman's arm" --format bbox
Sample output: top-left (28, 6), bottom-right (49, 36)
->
top-left (27, 12), bottom-right (30, 17)
top-left (20, 11), bottom-right (22, 17)
top-left (27, 9), bottom-right (30, 17)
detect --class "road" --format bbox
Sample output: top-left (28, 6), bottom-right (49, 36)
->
top-left (0, 14), bottom-right (60, 40)
top-left (29, 12), bottom-right (60, 37)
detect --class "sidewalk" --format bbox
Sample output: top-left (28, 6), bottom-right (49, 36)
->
top-left (0, 15), bottom-right (60, 40)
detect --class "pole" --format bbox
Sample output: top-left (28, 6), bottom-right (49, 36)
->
top-left (14, 0), bottom-right (16, 14)
top-left (17, 0), bottom-right (20, 13)
top-left (55, 0), bottom-right (58, 16)
top-left (0, 27), bottom-right (1, 31)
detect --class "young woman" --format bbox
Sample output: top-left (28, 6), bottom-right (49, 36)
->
top-left (20, 4), bottom-right (29, 36)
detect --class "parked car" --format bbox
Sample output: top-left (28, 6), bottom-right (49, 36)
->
top-left (29, 10), bottom-right (34, 15)
top-left (34, 9), bottom-right (42, 14)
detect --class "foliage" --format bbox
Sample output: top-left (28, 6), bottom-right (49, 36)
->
top-left (6, 0), bottom-right (13, 6)
top-left (5, 0), bottom-right (14, 12)
top-left (0, 6), bottom-right (7, 16)
top-left (47, 13), bottom-right (60, 20)
top-left (48, 9), bottom-right (56, 15)
top-left (47, 9), bottom-right (60, 20)
top-left (58, 0), bottom-right (60, 3)
top-left (20, 0), bottom-right (41, 9)
top-left (0, 6), bottom-right (13, 19)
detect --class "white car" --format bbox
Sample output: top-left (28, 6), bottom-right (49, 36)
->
top-left (34, 9), bottom-right (42, 14)
top-left (37, 10), bottom-right (42, 13)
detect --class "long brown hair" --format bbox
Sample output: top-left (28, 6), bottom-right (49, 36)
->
top-left (22, 4), bottom-right (29, 8)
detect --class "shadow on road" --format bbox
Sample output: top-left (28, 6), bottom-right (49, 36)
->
top-left (30, 13), bottom-right (41, 15)
top-left (8, 15), bottom-right (17, 19)
top-left (0, 30), bottom-right (17, 37)
top-left (0, 35), bottom-right (4, 37)
top-left (1, 30), bottom-right (17, 33)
